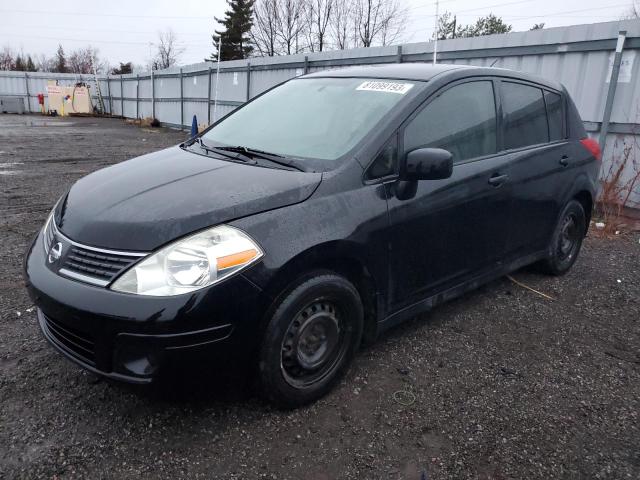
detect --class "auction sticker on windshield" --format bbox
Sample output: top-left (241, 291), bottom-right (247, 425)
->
top-left (356, 81), bottom-right (414, 94)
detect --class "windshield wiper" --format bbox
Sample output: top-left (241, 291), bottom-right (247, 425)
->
top-left (192, 138), bottom-right (255, 164)
top-left (215, 145), bottom-right (305, 172)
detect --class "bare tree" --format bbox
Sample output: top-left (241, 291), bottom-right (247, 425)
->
top-left (251, 0), bottom-right (306, 56)
top-left (251, 0), bottom-right (405, 55)
top-left (152, 29), bottom-right (183, 70)
top-left (305, 0), bottom-right (334, 52)
top-left (623, 0), bottom-right (639, 18)
top-left (0, 45), bottom-right (15, 70)
top-left (34, 53), bottom-right (52, 72)
top-left (251, 0), bottom-right (280, 56)
top-left (275, 0), bottom-right (306, 55)
top-left (377, 2), bottom-right (406, 46)
top-left (69, 46), bottom-right (99, 74)
top-left (329, 1), bottom-right (354, 50)
top-left (352, 0), bottom-right (406, 48)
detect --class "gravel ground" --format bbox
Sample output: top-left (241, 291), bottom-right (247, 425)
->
top-left (1, 114), bottom-right (639, 479)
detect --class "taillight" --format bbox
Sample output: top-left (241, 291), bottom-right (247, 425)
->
top-left (580, 138), bottom-right (601, 161)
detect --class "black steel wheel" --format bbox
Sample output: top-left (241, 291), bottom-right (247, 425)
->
top-left (280, 299), bottom-right (351, 388)
top-left (258, 272), bottom-right (363, 408)
top-left (539, 200), bottom-right (586, 276)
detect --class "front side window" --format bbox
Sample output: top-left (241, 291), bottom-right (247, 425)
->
top-left (403, 81), bottom-right (497, 164)
top-left (366, 139), bottom-right (397, 179)
top-left (202, 77), bottom-right (420, 164)
top-left (502, 82), bottom-right (549, 149)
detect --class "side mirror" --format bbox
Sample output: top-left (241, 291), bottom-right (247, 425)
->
top-left (400, 148), bottom-right (453, 181)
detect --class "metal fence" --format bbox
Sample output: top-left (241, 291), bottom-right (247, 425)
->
top-left (2, 19), bottom-right (640, 206)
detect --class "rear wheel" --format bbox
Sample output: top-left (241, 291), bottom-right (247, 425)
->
top-left (258, 272), bottom-right (363, 408)
top-left (539, 200), bottom-right (586, 276)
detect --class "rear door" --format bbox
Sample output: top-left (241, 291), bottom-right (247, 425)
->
top-left (385, 79), bottom-right (513, 310)
top-left (497, 80), bottom-right (573, 256)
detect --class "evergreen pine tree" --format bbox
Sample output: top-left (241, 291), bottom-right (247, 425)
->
top-left (26, 55), bottom-right (36, 72)
top-left (208, 0), bottom-right (255, 61)
top-left (54, 44), bottom-right (68, 73)
top-left (14, 55), bottom-right (25, 71)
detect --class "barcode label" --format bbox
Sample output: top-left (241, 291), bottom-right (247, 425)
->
top-left (356, 81), bottom-right (414, 94)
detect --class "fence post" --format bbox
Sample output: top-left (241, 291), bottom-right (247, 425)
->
top-left (207, 66), bottom-right (212, 125)
top-left (151, 70), bottom-right (155, 119)
top-left (246, 62), bottom-right (251, 101)
top-left (304, 56), bottom-right (309, 74)
top-left (120, 75), bottom-right (124, 117)
top-left (107, 76), bottom-right (112, 115)
top-left (397, 45), bottom-right (403, 63)
top-left (599, 30), bottom-right (627, 156)
top-left (179, 68), bottom-right (184, 130)
top-left (24, 72), bottom-right (31, 112)
top-left (136, 74), bottom-right (140, 119)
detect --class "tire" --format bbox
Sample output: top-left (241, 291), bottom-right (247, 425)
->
top-left (258, 272), bottom-right (364, 408)
top-left (538, 200), bottom-right (586, 276)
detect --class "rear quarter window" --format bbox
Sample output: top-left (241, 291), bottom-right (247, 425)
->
top-left (544, 91), bottom-right (564, 141)
top-left (502, 82), bottom-right (549, 149)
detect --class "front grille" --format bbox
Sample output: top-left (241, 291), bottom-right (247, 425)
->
top-left (45, 217), bottom-right (147, 287)
top-left (62, 246), bottom-right (139, 283)
top-left (41, 313), bottom-right (96, 366)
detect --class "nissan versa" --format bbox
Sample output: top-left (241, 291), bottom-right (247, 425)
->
top-left (25, 64), bottom-right (601, 407)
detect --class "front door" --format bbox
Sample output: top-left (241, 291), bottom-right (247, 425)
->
top-left (386, 79), bottom-right (512, 311)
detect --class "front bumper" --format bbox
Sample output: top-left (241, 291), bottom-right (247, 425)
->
top-left (24, 230), bottom-right (267, 383)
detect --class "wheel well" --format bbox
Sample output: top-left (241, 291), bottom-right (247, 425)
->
top-left (573, 190), bottom-right (593, 227)
top-left (262, 252), bottom-right (380, 346)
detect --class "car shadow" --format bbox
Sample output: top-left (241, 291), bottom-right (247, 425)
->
top-left (109, 274), bottom-right (517, 408)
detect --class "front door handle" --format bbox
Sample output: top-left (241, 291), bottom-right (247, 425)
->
top-left (559, 155), bottom-right (569, 167)
top-left (488, 173), bottom-right (508, 186)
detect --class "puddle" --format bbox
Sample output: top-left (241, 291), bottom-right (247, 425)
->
top-left (1, 121), bottom-right (75, 127)
top-left (0, 162), bottom-right (23, 175)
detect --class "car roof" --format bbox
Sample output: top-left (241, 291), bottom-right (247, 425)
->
top-left (303, 63), bottom-right (468, 81)
top-left (302, 63), bottom-right (564, 91)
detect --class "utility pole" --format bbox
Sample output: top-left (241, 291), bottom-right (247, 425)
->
top-left (212, 37), bottom-right (222, 123)
top-left (433, 0), bottom-right (440, 65)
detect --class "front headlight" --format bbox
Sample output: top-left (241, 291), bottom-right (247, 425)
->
top-left (111, 225), bottom-right (263, 296)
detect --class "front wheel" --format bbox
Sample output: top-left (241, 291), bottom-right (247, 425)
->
top-left (538, 199), bottom-right (586, 276)
top-left (258, 272), bottom-right (363, 408)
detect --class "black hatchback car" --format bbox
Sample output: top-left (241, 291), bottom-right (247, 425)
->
top-left (25, 64), bottom-right (601, 407)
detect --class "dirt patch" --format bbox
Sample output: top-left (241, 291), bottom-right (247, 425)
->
top-left (0, 114), bottom-right (639, 479)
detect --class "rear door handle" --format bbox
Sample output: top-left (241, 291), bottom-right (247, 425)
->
top-left (488, 173), bottom-right (508, 186)
top-left (559, 155), bottom-right (569, 167)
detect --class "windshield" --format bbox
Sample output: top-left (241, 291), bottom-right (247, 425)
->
top-left (201, 77), bottom-right (420, 163)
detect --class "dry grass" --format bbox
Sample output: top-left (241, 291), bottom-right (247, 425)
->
top-left (125, 117), bottom-right (160, 128)
top-left (594, 135), bottom-right (640, 236)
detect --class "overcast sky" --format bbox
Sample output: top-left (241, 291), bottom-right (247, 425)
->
top-left (0, 0), bottom-right (634, 69)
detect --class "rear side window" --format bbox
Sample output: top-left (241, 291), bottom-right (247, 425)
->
top-left (502, 82), bottom-right (549, 149)
top-left (403, 81), bottom-right (497, 164)
top-left (544, 91), bottom-right (564, 141)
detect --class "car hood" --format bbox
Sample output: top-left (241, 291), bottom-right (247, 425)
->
top-left (56, 146), bottom-right (322, 251)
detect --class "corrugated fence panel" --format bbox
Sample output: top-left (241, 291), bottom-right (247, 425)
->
top-left (250, 68), bottom-right (298, 98)
top-left (155, 100), bottom-right (181, 126)
top-left (1, 19), bottom-right (639, 203)
top-left (124, 77), bottom-right (138, 118)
